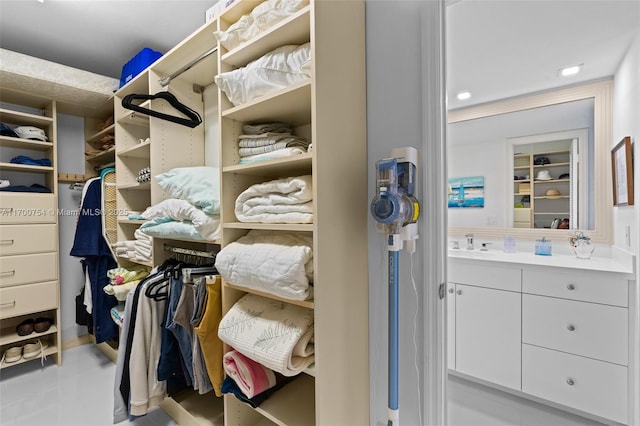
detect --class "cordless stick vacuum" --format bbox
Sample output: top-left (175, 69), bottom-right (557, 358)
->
top-left (370, 147), bottom-right (420, 426)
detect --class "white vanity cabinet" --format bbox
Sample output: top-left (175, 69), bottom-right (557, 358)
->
top-left (448, 262), bottom-right (522, 390)
top-left (521, 268), bottom-right (630, 424)
top-left (448, 254), bottom-right (636, 425)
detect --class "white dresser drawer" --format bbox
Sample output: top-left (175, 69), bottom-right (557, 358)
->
top-left (523, 268), bottom-right (628, 307)
top-left (0, 193), bottom-right (56, 224)
top-left (522, 344), bottom-right (627, 424)
top-left (0, 224), bottom-right (57, 255)
top-left (0, 280), bottom-right (58, 319)
top-left (448, 261), bottom-right (521, 292)
top-left (523, 294), bottom-right (628, 365)
top-left (0, 253), bottom-right (58, 287)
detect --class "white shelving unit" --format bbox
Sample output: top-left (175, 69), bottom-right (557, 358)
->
top-left (0, 95), bottom-right (61, 369)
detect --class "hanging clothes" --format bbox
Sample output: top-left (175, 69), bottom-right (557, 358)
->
top-left (70, 178), bottom-right (118, 343)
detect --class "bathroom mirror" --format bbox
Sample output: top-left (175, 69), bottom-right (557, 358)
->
top-left (444, 0), bottom-right (639, 244)
top-left (447, 80), bottom-right (612, 243)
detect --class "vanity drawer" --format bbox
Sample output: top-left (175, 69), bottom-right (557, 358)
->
top-left (448, 261), bottom-right (521, 292)
top-left (0, 224), bottom-right (57, 255)
top-left (523, 294), bottom-right (627, 365)
top-left (523, 268), bottom-right (628, 307)
top-left (0, 280), bottom-right (58, 319)
top-left (522, 344), bottom-right (627, 424)
top-left (0, 193), bottom-right (56, 224)
top-left (0, 253), bottom-right (58, 287)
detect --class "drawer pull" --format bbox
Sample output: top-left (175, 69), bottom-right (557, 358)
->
top-left (448, 288), bottom-right (454, 294)
top-left (567, 284), bottom-right (576, 290)
top-left (0, 300), bottom-right (16, 308)
top-left (0, 270), bottom-right (16, 276)
top-left (567, 324), bottom-right (576, 331)
top-left (456, 290), bottom-right (462, 295)
top-left (566, 378), bottom-right (575, 386)
top-left (0, 239), bottom-right (14, 245)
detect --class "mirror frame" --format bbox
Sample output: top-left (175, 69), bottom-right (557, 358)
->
top-left (447, 79), bottom-right (613, 244)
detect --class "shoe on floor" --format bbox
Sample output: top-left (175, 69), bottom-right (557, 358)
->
top-left (22, 339), bottom-right (48, 360)
top-left (16, 318), bottom-right (34, 336)
top-left (34, 317), bottom-right (53, 333)
top-left (2, 346), bottom-right (23, 364)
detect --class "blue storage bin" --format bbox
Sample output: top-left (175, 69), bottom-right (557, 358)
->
top-left (119, 47), bottom-right (163, 88)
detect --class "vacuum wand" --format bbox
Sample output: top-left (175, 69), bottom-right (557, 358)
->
top-left (370, 147), bottom-right (420, 425)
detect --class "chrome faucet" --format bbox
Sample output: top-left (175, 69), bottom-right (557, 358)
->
top-left (465, 234), bottom-right (474, 250)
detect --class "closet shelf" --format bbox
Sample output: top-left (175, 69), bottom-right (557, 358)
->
top-left (222, 81), bottom-right (312, 126)
top-left (220, 0), bottom-right (264, 22)
top-left (86, 146), bottom-right (116, 163)
top-left (117, 101), bottom-right (151, 127)
top-left (534, 211), bottom-right (570, 215)
top-left (253, 373), bottom-right (315, 425)
top-left (224, 282), bottom-right (315, 310)
top-left (117, 255), bottom-right (154, 267)
top-left (117, 218), bottom-right (146, 225)
top-left (223, 222), bottom-right (313, 232)
top-left (0, 108), bottom-right (54, 126)
top-left (0, 324), bottom-right (58, 346)
top-left (223, 153), bottom-right (312, 176)
top-left (0, 162), bottom-right (54, 173)
top-left (0, 345), bottom-right (58, 370)
top-left (534, 196), bottom-right (570, 200)
top-left (117, 139), bottom-right (151, 158)
top-left (533, 179), bottom-right (569, 184)
top-left (86, 123), bottom-right (115, 145)
top-left (533, 162), bottom-right (570, 168)
top-left (117, 181), bottom-right (151, 190)
top-left (0, 136), bottom-right (54, 151)
top-left (222, 5), bottom-right (311, 67)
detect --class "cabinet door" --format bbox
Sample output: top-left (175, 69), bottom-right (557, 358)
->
top-left (456, 284), bottom-right (521, 390)
top-left (447, 283), bottom-right (456, 369)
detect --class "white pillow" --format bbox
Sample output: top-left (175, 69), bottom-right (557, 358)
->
top-left (140, 198), bottom-right (221, 241)
top-left (214, 43), bottom-right (311, 106)
top-left (214, 0), bottom-right (307, 51)
top-left (155, 166), bottom-right (220, 215)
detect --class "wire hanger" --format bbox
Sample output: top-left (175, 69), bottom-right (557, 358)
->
top-left (122, 92), bottom-right (202, 128)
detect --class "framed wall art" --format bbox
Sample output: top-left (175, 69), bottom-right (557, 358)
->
top-left (611, 136), bottom-right (634, 206)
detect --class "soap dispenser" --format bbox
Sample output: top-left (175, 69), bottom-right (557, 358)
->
top-left (535, 237), bottom-right (552, 256)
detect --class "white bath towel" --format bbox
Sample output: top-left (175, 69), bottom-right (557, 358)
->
top-left (218, 294), bottom-right (314, 377)
top-left (238, 147), bottom-right (306, 165)
top-left (235, 175), bottom-right (313, 224)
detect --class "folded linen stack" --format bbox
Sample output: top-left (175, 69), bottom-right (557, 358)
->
top-left (237, 123), bottom-right (310, 165)
top-left (112, 240), bottom-right (136, 259)
top-left (234, 175), bottom-right (313, 224)
top-left (133, 229), bottom-right (152, 262)
top-left (218, 294), bottom-right (315, 377)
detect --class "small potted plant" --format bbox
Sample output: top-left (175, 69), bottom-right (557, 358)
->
top-left (569, 231), bottom-right (594, 259)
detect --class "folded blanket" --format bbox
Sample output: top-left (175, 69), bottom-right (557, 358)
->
top-left (242, 123), bottom-right (291, 135)
top-left (215, 230), bottom-right (313, 300)
top-left (134, 229), bottom-right (153, 243)
top-left (223, 350), bottom-right (278, 398)
top-left (218, 294), bottom-right (314, 376)
top-left (235, 175), bottom-right (313, 224)
top-left (239, 147), bottom-right (305, 165)
top-left (238, 140), bottom-right (308, 157)
top-left (113, 240), bottom-right (136, 249)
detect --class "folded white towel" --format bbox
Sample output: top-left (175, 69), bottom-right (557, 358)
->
top-left (113, 240), bottom-right (136, 249)
top-left (134, 229), bottom-right (153, 243)
top-left (238, 147), bottom-right (305, 164)
top-left (135, 245), bottom-right (152, 259)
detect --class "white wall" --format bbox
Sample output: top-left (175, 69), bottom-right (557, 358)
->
top-left (367, 1), bottom-right (446, 424)
top-left (56, 113), bottom-right (89, 343)
top-left (612, 31), bottom-right (639, 254)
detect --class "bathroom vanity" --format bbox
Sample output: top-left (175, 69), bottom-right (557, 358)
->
top-left (447, 250), bottom-right (636, 425)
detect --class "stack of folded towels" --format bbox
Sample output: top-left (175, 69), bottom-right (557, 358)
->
top-left (111, 230), bottom-right (152, 263)
top-left (238, 122), bottom-right (310, 165)
top-left (133, 229), bottom-right (152, 262)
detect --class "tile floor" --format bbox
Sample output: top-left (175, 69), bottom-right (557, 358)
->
top-left (1, 344), bottom-right (607, 426)
top-left (0, 344), bottom-right (177, 426)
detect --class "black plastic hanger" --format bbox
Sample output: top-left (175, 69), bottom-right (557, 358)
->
top-left (122, 92), bottom-right (202, 128)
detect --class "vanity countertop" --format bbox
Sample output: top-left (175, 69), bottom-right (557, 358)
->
top-left (448, 249), bottom-right (635, 275)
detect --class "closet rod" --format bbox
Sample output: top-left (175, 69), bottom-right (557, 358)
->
top-left (163, 243), bottom-right (216, 259)
top-left (158, 46), bottom-right (218, 87)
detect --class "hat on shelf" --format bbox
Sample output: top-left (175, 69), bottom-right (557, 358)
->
top-left (559, 173), bottom-right (570, 180)
top-left (14, 126), bottom-right (48, 141)
top-left (534, 156), bottom-right (550, 165)
top-left (535, 170), bottom-right (552, 180)
top-left (544, 188), bottom-right (562, 199)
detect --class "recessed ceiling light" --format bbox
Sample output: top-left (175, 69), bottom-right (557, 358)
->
top-left (560, 65), bottom-right (582, 77)
top-left (457, 91), bottom-right (471, 100)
